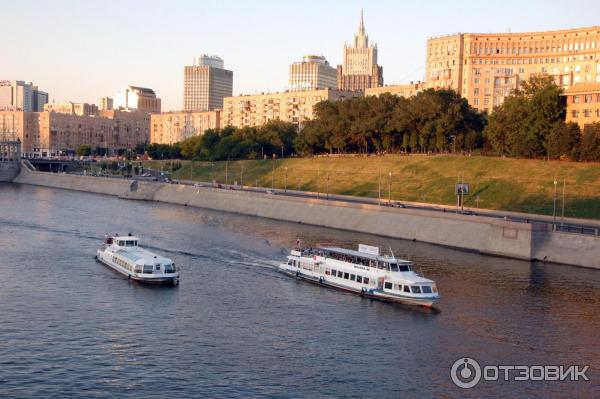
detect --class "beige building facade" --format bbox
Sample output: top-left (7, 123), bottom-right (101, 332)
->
top-left (564, 83), bottom-right (600, 129)
top-left (44, 102), bottom-right (99, 116)
top-left (426, 26), bottom-right (600, 113)
top-left (184, 55), bottom-right (233, 112)
top-left (222, 89), bottom-right (361, 129)
top-left (289, 55), bottom-right (337, 91)
top-left (0, 110), bottom-right (150, 157)
top-left (337, 11), bottom-right (383, 92)
top-left (150, 110), bottom-right (221, 144)
top-left (365, 82), bottom-right (425, 98)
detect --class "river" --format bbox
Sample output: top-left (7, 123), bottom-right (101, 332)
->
top-left (0, 183), bottom-right (598, 398)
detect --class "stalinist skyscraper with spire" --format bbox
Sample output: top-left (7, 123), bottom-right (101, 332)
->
top-left (337, 11), bottom-right (383, 92)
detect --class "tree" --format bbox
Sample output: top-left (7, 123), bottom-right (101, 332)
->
top-left (580, 123), bottom-right (600, 161)
top-left (546, 122), bottom-right (580, 159)
top-left (76, 145), bottom-right (92, 157)
top-left (484, 75), bottom-right (565, 157)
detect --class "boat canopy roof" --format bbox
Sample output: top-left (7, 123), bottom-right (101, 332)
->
top-left (115, 247), bottom-right (172, 266)
top-left (319, 247), bottom-right (412, 264)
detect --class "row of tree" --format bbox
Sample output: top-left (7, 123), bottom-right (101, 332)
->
top-left (295, 89), bottom-right (486, 155)
top-left (174, 120), bottom-right (297, 161)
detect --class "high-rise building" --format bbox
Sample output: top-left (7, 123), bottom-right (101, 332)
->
top-left (0, 80), bottom-right (48, 112)
top-left (337, 11), bottom-right (383, 92)
top-left (150, 110), bottom-right (221, 144)
top-left (44, 102), bottom-right (99, 116)
top-left (222, 88), bottom-right (361, 129)
top-left (113, 86), bottom-right (161, 113)
top-left (184, 55), bottom-right (233, 112)
top-left (99, 97), bottom-right (113, 111)
top-left (426, 26), bottom-right (600, 113)
top-left (289, 55), bottom-right (337, 91)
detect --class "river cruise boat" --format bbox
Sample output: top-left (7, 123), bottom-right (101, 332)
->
top-left (279, 244), bottom-right (439, 307)
top-left (96, 234), bottom-right (179, 285)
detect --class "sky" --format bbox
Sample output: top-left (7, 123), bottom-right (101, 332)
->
top-left (1, 0), bottom-right (599, 111)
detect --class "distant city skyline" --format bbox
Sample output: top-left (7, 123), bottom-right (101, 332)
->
top-left (1, 0), bottom-right (599, 110)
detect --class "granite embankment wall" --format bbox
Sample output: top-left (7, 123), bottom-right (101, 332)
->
top-left (14, 168), bottom-right (599, 269)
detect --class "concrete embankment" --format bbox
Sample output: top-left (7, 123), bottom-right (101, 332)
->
top-left (14, 167), bottom-right (600, 269)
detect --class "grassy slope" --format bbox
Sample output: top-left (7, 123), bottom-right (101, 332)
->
top-left (141, 155), bottom-right (600, 219)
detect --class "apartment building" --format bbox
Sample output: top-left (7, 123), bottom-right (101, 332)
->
top-left (44, 102), bottom-right (99, 116)
top-left (222, 89), bottom-right (361, 129)
top-left (364, 82), bottom-right (425, 98)
top-left (150, 110), bottom-right (221, 144)
top-left (426, 26), bottom-right (600, 113)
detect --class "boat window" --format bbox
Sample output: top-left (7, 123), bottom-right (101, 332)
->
top-left (350, 274), bottom-right (356, 281)
top-left (331, 269), bottom-right (336, 276)
top-left (337, 271), bottom-right (343, 278)
top-left (164, 263), bottom-right (175, 273)
top-left (389, 263), bottom-right (399, 272)
top-left (403, 285), bottom-right (410, 293)
top-left (287, 259), bottom-right (292, 265)
top-left (143, 265), bottom-right (153, 274)
top-left (396, 284), bottom-right (402, 291)
top-left (384, 282), bottom-right (393, 289)
top-left (399, 265), bottom-right (410, 272)
top-left (325, 268), bottom-right (330, 275)
top-left (343, 272), bottom-right (349, 280)
top-left (135, 266), bottom-right (142, 273)
top-left (363, 277), bottom-right (369, 285)
top-left (356, 275), bottom-right (362, 283)
top-left (155, 265), bottom-right (161, 271)
top-left (422, 286), bottom-right (433, 294)
top-left (411, 286), bottom-right (422, 294)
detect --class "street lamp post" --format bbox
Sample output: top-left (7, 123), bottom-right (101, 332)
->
top-left (388, 171), bottom-right (392, 204)
top-left (225, 159), bottom-right (229, 185)
top-left (271, 155), bottom-right (275, 190)
top-left (553, 178), bottom-right (558, 221)
top-left (561, 179), bottom-right (566, 224)
top-left (326, 171), bottom-right (330, 200)
top-left (378, 170), bottom-right (382, 206)
top-left (284, 167), bottom-right (288, 192)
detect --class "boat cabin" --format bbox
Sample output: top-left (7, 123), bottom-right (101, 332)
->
top-left (105, 235), bottom-right (139, 247)
top-left (318, 247), bottom-right (413, 273)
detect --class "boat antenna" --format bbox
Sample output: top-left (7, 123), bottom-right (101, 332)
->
top-left (296, 237), bottom-right (301, 249)
top-left (389, 246), bottom-right (395, 260)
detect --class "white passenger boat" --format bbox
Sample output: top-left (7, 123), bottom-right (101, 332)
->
top-left (96, 234), bottom-right (179, 285)
top-left (279, 244), bottom-right (440, 307)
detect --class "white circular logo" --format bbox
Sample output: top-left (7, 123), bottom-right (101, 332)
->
top-left (451, 357), bottom-right (482, 389)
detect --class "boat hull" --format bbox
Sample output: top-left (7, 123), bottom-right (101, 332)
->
top-left (96, 256), bottom-right (179, 286)
top-left (279, 266), bottom-right (437, 308)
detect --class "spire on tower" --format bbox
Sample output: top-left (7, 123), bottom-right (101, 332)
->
top-left (358, 9), bottom-right (365, 35)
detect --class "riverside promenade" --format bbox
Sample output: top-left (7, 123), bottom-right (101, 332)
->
top-left (13, 165), bottom-right (600, 269)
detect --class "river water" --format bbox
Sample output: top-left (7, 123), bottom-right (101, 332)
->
top-left (0, 183), bottom-right (598, 398)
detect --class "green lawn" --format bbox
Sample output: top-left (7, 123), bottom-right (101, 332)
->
top-left (139, 155), bottom-right (600, 220)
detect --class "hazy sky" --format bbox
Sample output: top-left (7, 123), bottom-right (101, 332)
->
top-left (1, 0), bottom-right (598, 111)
